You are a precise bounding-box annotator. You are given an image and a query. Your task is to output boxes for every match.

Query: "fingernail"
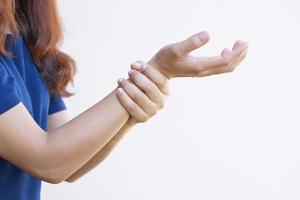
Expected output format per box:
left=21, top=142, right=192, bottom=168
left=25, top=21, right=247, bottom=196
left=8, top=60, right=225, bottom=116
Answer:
left=199, top=31, right=209, bottom=41
left=118, top=78, right=124, bottom=85
left=128, top=69, right=134, bottom=76
left=132, top=62, right=141, bottom=70
left=117, top=87, right=124, bottom=95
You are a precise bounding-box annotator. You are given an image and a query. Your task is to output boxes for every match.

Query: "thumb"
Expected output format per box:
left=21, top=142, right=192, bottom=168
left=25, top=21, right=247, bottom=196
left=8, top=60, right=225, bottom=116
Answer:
left=171, top=31, right=210, bottom=58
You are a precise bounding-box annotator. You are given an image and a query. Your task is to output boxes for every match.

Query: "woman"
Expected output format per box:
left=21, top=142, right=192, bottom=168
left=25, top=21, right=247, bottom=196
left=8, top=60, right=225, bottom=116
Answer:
left=0, top=0, right=248, bottom=200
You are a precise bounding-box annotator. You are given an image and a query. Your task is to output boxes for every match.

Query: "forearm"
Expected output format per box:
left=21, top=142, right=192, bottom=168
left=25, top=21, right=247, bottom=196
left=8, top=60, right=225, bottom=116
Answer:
left=45, top=88, right=130, bottom=182
left=64, top=60, right=168, bottom=182
left=44, top=60, right=166, bottom=181
left=65, top=118, right=137, bottom=182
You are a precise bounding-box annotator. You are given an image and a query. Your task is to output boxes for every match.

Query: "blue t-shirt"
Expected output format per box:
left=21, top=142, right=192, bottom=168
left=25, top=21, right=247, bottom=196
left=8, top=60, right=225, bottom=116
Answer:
left=0, top=34, right=67, bottom=200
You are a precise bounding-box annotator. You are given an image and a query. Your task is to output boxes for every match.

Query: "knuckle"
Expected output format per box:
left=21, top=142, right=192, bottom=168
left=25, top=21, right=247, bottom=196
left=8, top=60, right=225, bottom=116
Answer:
left=157, top=97, right=166, bottom=109
left=140, top=115, right=149, bottom=123
left=162, top=91, right=169, bottom=96
left=162, top=89, right=170, bottom=96
left=164, top=87, right=171, bottom=96
left=144, top=83, right=156, bottom=93
left=127, top=102, right=137, bottom=113
left=170, top=45, right=181, bottom=58
left=139, top=62, right=150, bottom=72
left=157, top=79, right=168, bottom=90
left=130, top=71, right=142, bottom=82
left=135, top=60, right=147, bottom=70
left=148, top=108, right=157, bottom=116
left=133, top=94, right=145, bottom=103
left=157, top=102, right=164, bottom=110
left=120, top=79, right=129, bottom=87
left=130, top=70, right=138, bottom=78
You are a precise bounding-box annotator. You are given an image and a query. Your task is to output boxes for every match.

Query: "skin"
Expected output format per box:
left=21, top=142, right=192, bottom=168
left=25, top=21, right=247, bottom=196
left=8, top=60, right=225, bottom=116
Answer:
left=65, top=63, right=170, bottom=182
left=66, top=32, right=248, bottom=182
left=0, top=31, right=248, bottom=184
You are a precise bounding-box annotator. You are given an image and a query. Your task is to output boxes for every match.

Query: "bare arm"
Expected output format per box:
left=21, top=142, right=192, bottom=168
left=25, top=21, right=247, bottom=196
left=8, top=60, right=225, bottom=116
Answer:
left=0, top=88, right=130, bottom=184
left=47, top=110, right=70, bottom=132
left=0, top=31, right=248, bottom=185
left=47, top=110, right=137, bottom=183
left=64, top=61, right=170, bottom=182
left=65, top=118, right=136, bottom=182
left=0, top=64, right=167, bottom=184
left=49, top=32, right=248, bottom=183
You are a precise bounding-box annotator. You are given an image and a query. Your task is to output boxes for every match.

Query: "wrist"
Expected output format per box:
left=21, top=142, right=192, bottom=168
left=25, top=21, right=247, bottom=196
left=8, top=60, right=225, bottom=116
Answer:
left=147, top=56, right=172, bottom=80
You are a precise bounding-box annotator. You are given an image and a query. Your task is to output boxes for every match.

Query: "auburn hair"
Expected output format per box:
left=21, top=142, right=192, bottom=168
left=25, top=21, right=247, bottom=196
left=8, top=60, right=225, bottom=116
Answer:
left=0, top=0, right=76, bottom=97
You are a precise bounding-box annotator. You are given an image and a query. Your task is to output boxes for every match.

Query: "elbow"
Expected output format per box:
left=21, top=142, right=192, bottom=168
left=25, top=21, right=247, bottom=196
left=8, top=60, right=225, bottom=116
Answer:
left=36, top=166, right=70, bottom=184
left=42, top=176, right=64, bottom=184
left=31, top=164, right=81, bottom=184
left=39, top=171, right=66, bottom=184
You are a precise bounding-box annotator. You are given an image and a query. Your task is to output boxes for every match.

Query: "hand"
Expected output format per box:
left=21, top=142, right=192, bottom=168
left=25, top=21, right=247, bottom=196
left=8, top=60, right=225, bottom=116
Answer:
left=148, top=31, right=248, bottom=79
left=116, top=61, right=170, bottom=123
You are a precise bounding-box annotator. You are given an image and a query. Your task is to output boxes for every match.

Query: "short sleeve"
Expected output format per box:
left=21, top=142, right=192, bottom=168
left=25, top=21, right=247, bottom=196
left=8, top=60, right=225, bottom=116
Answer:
left=48, top=95, right=67, bottom=115
left=0, top=64, right=22, bottom=114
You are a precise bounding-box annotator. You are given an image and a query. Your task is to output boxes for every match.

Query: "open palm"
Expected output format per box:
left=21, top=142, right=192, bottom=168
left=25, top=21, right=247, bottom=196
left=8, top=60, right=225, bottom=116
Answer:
left=147, top=31, right=248, bottom=79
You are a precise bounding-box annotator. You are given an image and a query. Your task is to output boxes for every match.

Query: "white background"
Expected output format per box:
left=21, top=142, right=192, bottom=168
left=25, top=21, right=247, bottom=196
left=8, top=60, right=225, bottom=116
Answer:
left=43, top=0, right=300, bottom=199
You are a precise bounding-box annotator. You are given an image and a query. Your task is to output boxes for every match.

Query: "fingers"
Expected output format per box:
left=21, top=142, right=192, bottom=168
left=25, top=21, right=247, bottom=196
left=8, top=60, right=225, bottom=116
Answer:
left=197, top=46, right=248, bottom=77
left=127, top=69, right=166, bottom=109
left=221, top=48, right=230, bottom=56
left=170, top=31, right=210, bottom=58
left=202, top=41, right=247, bottom=67
left=117, top=78, right=158, bottom=116
left=116, top=88, right=149, bottom=122
left=116, top=61, right=169, bottom=123
left=130, top=61, right=171, bottom=96
left=183, top=40, right=248, bottom=75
